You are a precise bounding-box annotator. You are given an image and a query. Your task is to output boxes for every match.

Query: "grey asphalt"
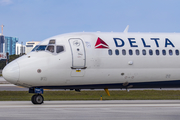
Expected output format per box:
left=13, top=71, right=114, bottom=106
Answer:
left=0, top=100, right=179, bottom=120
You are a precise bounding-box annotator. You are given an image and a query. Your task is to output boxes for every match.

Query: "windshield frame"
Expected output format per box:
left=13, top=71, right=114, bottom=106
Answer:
left=31, top=45, right=39, bottom=52
left=35, top=45, right=47, bottom=51
left=31, top=45, right=47, bottom=52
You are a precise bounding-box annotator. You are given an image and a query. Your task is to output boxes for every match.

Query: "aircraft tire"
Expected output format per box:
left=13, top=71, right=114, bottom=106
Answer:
left=31, top=94, right=44, bottom=104
left=31, top=95, right=37, bottom=104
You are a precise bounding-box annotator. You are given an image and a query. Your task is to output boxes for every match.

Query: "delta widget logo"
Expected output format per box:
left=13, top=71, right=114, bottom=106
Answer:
left=95, top=37, right=109, bottom=49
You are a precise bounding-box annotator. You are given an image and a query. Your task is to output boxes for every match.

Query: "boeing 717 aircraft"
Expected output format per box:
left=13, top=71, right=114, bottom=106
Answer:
left=2, top=26, right=180, bottom=104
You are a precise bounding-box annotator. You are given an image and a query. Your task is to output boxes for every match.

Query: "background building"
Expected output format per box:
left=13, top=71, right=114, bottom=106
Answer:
left=4, top=36, right=18, bottom=55
left=16, top=43, right=25, bottom=55
left=26, top=41, right=40, bottom=54
left=0, top=34, right=4, bottom=53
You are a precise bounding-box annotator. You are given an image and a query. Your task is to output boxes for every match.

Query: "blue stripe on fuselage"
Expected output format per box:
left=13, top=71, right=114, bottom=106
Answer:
left=33, top=80, right=180, bottom=89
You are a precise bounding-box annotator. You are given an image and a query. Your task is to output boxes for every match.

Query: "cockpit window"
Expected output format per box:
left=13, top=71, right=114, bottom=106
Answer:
left=36, top=45, right=47, bottom=51
left=49, top=39, right=56, bottom=44
left=31, top=45, right=39, bottom=51
left=56, top=46, right=64, bottom=53
left=46, top=45, right=54, bottom=53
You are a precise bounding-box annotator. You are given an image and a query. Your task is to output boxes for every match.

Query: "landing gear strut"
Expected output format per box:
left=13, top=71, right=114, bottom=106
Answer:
left=31, top=94, right=44, bottom=104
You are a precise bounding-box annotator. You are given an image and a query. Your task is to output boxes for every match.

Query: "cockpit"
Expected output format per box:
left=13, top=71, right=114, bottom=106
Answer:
left=31, top=39, right=64, bottom=54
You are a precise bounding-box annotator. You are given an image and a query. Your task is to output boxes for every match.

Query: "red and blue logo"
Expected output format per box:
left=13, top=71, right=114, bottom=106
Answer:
left=95, top=37, right=109, bottom=49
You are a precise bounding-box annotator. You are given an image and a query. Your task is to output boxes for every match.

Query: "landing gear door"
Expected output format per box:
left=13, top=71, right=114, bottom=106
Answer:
left=69, top=38, right=86, bottom=69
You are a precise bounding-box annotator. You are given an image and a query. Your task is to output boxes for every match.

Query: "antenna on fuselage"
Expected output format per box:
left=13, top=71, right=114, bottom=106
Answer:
left=123, top=25, right=129, bottom=33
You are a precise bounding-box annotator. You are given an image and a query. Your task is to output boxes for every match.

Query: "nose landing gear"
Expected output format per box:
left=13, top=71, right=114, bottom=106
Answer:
left=29, top=88, right=44, bottom=104
left=31, top=94, right=44, bottom=104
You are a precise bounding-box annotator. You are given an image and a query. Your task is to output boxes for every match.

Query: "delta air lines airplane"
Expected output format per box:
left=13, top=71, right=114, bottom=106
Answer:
left=2, top=26, right=180, bottom=104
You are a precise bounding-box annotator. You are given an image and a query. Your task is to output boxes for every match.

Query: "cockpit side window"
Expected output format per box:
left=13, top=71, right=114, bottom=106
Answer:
left=46, top=39, right=65, bottom=54
left=49, top=39, right=56, bottom=44
left=46, top=45, right=54, bottom=53
left=56, top=46, right=64, bottom=53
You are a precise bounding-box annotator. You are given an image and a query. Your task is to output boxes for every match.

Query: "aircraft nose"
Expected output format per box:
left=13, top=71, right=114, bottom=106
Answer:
left=2, top=61, right=20, bottom=84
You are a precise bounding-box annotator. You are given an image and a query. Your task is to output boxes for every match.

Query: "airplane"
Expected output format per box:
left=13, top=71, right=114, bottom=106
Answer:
left=2, top=26, right=180, bottom=104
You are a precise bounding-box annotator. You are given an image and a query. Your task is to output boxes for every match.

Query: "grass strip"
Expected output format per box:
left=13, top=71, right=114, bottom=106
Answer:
left=0, top=90, right=180, bottom=101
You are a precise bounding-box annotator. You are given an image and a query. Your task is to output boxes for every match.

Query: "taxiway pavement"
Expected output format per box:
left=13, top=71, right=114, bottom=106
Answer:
left=0, top=100, right=179, bottom=120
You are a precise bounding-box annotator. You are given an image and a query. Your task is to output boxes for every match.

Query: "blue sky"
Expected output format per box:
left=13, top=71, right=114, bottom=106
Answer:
left=0, top=0, right=180, bottom=44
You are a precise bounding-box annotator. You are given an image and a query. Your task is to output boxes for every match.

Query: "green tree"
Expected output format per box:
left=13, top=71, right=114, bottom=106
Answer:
left=0, top=54, right=21, bottom=70
left=9, top=54, right=20, bottom=63
left=0, top=60, right=6, bottom=69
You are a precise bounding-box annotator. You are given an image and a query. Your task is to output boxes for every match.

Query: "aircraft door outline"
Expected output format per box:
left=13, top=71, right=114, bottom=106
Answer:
left=69, top=38, right=86, bottom=69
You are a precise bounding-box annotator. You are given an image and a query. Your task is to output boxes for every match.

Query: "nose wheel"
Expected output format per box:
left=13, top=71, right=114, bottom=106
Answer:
left=31, top=94, right=44, bottom=104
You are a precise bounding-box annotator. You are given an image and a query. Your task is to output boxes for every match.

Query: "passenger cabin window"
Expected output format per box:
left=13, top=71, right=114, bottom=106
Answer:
left=56, top=46, right=64, bottom=53
left=108, top=49, right=112, bottom=55
left=176, top=50, right=179, bottom=55
left=49, top=39, right=56, bottom=44
left=136, top=49, right=140, bottom=55
left=115, top=49, right=119, bottom=55
left=47, top=45, right=54, bottom=53
left=169, top=50, right=173, bottom=55
left=122, top=49, right=126, bottom=55
left=156, top=50, right=159, bottom=55
left=129, top=49, right=133, bottom=55
left=149, top=49, right=153, bottom=55
left=142, top=49, right=146, bottom=55
left=162, top=50, right=166, bottom=55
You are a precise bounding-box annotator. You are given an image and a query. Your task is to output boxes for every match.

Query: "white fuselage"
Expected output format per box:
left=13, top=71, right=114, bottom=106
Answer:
left=2, top=32, right=180, bottom=89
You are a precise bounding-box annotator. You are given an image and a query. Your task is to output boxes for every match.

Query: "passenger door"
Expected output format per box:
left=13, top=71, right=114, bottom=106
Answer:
left=69, top=38, right=86, bottom=69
